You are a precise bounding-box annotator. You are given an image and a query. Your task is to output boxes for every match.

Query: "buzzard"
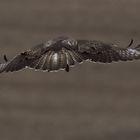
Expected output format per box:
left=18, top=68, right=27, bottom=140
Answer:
left=0, top=36, right=140, bottom=73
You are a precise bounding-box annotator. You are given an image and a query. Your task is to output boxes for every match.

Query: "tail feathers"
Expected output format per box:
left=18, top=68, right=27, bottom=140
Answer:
left=35, top=49, right=85, bottom=72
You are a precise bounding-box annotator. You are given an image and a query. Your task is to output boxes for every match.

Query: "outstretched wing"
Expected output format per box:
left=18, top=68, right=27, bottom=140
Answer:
left=0, top=51, right=42, bottom=73
left=77, top=40, right=140, bottom=63
left=0, top=54, right=28, bottom=73
left=0, top=43, right=48, bottom=73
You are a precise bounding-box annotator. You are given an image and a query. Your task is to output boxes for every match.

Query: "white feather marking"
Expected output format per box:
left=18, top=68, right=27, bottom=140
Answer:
left=128, top=49, right=140, bottom=55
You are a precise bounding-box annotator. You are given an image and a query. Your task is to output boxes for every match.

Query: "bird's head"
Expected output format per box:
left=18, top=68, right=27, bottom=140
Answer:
left=61, top=37, right=77, bottom=47
left=44, top=36, right=77, bottom=50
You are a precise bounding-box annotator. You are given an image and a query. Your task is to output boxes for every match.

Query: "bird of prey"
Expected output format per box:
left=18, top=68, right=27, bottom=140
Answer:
left=0, top=36, right=140, bottom=73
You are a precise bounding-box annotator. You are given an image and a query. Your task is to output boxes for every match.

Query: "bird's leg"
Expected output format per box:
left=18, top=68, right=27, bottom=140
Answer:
left=3, top=54, right=8, bottom=62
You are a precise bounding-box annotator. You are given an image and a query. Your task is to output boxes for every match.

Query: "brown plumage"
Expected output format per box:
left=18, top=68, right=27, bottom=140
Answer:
left=0, top=36, right=140, bottom=73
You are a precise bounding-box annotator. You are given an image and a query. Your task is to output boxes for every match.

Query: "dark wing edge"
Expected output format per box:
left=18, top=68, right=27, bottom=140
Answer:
left=0, top=53, right=29, bottom=73
left=77, top=40, right=140, bottom=63
left=0, top=50, right=41, bottom=73
left=0, top=43, right=47, bottom=73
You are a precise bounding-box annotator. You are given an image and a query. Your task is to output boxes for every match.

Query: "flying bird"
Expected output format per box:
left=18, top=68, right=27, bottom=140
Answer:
left=0, top=36, right=140, bottom=73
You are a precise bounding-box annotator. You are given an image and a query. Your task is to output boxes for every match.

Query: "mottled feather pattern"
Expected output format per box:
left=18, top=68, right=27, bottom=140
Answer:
left=0, top=63, right=7, bottom=73
left=78, top=40, right=140, bottom=63
left=0, top=54, right=27, bottom=73
left=1, top=36, right=140, bottom=73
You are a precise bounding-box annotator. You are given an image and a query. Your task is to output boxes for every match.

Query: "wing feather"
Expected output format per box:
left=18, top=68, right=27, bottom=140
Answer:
left=0, top=54, right=27, bottom=73
left=77, top=40, right=140, bottom=63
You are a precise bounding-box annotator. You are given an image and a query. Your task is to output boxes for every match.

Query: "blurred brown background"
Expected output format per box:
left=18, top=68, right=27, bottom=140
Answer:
left=0, top=0, right=140, bottom=140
